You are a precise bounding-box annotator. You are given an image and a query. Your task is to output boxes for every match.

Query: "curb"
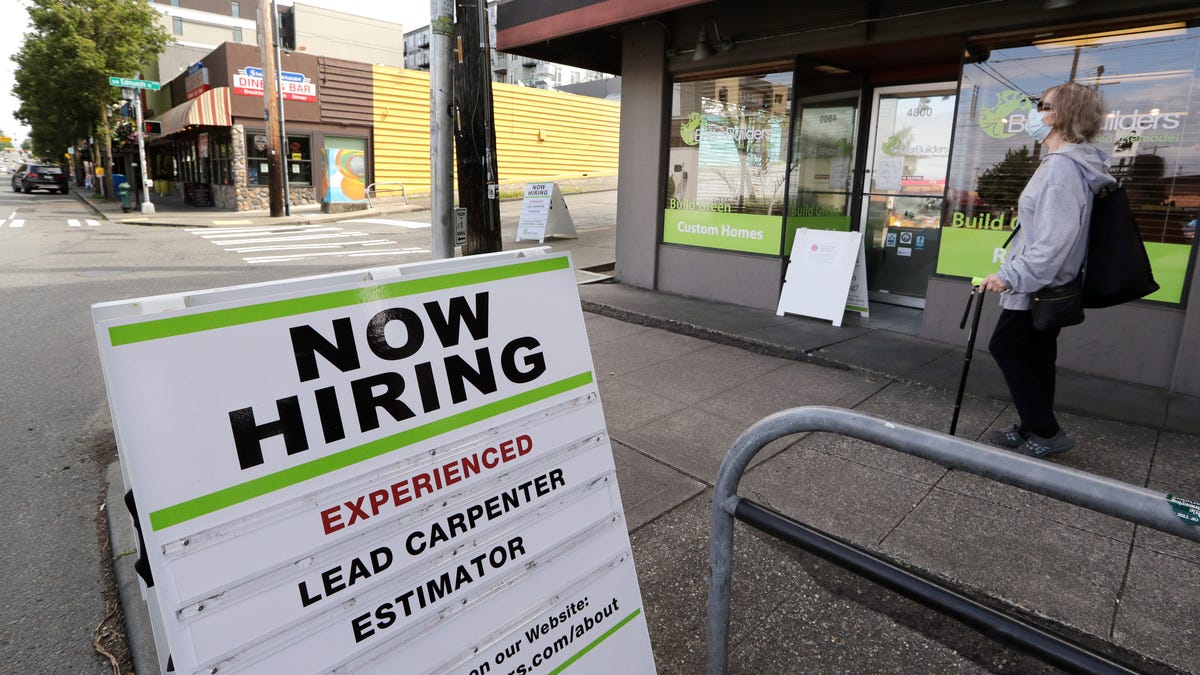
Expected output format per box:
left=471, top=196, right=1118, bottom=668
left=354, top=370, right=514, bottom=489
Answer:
left=71, top=189, right=111, bottom=220
left=104, top=462, right=161, bottom=675
left=578, top=299, right=855, bottom=374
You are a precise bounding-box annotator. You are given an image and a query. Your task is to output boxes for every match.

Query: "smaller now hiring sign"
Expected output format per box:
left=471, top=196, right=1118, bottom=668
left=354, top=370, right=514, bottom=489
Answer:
left=92, top=250, right=655, bottom=674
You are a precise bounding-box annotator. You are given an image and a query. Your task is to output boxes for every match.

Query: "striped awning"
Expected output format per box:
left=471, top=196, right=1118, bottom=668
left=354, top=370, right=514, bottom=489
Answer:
left=158, top=87, right=232, bottom=137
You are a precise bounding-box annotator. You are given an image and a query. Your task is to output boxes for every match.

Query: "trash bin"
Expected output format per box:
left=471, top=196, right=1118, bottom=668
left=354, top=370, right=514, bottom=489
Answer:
left=118, top=182, right=132, bottom=212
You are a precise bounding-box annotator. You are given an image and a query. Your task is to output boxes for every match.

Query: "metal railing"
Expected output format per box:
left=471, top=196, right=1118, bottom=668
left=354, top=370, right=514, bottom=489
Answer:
left=365, top=181, right=408, bottom=208
left=708, top=406, right=1200, bottom=674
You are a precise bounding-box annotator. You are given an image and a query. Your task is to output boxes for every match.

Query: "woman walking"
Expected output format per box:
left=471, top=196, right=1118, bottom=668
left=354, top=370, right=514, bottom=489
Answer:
left=979, top=82, right=1115, bottom=458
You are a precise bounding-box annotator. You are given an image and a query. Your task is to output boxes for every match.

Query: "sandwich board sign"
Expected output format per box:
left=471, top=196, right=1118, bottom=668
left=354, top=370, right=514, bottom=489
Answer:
left=92, top=250, right=655, bottom=674
left=777, top=229, right=869, bottom=326
left=516, top=182, right=578, bottom=243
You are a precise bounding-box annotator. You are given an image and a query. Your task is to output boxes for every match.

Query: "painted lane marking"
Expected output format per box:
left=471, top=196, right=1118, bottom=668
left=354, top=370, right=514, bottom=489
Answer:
left=339, top=218, right=431, bottom=229
left=87, top=219, right=101, bottom=227
left=68, top=219, right=81, bottom=227
left=225, top=239, right=394, bottom=253
left=244, top=247, right=429, bottom=263
left=213, top=232, right=370, bottom=246
left=9, top=219, right=23, bottom=228
left=190, top=225, right=329, bottom=237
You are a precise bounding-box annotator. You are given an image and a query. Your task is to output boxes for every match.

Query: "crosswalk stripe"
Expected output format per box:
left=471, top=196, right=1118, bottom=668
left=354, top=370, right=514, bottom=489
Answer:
left=244, top=248, right=429, bottom=263
left=200, top=226, right=339, bottom=240
left=9, top=219, right=23, bottom=228
left=187, top=224, right=323, bottom=236
left=68, top=219, right=81, bottom=227
left=226, top=239, right=393, bottom=253
left=214, top=232, right=369, bottom=246
left=86, top=219, right=101, bottom=227
left=339, top=218, right=431, bottom=229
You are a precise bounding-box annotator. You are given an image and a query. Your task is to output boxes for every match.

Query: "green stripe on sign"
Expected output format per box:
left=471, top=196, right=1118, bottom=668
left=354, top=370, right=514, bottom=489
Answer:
left=148, top=371, right=593, bottom=531
left=548, top=608, right=642, bottom=675
left=109, top=256, right=570, bottom=346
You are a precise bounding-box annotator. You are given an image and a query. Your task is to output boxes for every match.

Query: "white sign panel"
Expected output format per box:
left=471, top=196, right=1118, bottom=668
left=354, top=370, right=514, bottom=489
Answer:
left=93, top=251, right=654, bottom=674
left=516, top=182, right=578, bottom=243
left=777, top=229, right=864, bottom=326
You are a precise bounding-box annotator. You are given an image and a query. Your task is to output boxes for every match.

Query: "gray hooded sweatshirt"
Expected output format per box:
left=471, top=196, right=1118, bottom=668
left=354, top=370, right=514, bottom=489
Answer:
left=997, top=143, right=1117, bottom=310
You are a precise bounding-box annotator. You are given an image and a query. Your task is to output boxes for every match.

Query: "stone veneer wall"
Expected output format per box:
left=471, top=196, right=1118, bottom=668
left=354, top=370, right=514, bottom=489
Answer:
left=228, top=124, right=319, bottom=211
left=237, top=186, right=318, bottom=211
left=213, top=185, right=237, bottom=210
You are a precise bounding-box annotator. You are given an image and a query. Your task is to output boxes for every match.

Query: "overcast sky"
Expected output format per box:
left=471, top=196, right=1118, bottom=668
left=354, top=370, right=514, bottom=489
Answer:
left=0, top=0, right=431, bottom=144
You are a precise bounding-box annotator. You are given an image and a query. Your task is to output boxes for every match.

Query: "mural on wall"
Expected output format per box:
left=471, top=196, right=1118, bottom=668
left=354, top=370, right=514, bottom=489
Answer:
left=325, top=148, right=366, bottom=202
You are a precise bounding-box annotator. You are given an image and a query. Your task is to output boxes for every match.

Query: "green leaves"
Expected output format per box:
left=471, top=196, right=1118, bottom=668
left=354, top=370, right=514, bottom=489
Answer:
left=13, top=0, right=172, bottom=158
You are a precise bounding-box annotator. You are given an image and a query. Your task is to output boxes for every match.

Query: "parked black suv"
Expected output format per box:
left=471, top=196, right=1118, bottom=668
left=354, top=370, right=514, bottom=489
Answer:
left=12, top=163, right=68, bottom=194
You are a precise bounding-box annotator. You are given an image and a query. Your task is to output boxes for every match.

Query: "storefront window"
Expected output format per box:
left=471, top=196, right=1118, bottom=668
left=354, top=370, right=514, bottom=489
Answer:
left=247, top=133, right=312, bottom=186
left=664, top=71, right=793, bottom=255
left=941, top=24, right=1200, bottom=304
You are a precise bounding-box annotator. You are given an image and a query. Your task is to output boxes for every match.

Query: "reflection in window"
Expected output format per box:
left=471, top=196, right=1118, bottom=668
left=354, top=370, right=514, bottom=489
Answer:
left=667, top=76, right=791, bottom=216
left=245, top=133, right=312, bottom=186
left=944, top=24, right=1200, bottom=302
left=663, top=72, right=794, bottom=254
left=784, top=94, right=858, bottom=253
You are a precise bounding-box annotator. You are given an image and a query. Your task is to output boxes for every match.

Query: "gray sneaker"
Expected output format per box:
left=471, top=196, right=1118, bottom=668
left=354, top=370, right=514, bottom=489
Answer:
left=985, top=425, right=1027, bottom=449
left=1016, top=430, right=1075, bottom=458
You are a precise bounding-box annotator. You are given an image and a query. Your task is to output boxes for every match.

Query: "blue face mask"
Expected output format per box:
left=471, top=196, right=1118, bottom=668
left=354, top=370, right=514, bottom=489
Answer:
left=1026, top=108, right=1052, bottom=142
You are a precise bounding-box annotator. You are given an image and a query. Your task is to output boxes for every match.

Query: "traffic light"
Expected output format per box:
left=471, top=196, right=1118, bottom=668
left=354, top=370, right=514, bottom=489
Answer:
left=144, top=120, right=162, bottom=135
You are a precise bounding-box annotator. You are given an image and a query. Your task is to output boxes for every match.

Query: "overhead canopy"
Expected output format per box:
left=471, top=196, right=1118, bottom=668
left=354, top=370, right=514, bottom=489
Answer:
left=158, top=87, right=232, bottom=137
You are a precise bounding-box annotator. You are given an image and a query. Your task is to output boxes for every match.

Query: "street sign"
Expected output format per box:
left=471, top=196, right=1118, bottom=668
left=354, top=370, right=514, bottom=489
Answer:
left=108, top=76, right=161, bottom=91
left=0, top=136, right=12, bottom=143
left=455, top=207, right=468, bottom=246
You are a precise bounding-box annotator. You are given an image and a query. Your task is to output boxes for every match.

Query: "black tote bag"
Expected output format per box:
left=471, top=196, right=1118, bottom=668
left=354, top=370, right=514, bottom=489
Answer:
left=1082, top=186, right=1159, bottom=308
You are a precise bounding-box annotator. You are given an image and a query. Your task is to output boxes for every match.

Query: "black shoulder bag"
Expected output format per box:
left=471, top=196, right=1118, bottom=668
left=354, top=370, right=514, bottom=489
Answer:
left=999, top=226, right=1085, bottom=332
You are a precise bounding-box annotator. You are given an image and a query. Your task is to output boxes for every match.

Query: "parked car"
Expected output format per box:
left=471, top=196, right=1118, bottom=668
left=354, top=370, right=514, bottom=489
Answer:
left=11, top=163, right=68, bottom=194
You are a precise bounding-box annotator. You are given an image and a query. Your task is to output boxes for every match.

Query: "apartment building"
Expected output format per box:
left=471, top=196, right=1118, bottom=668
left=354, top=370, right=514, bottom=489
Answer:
left=403, top=2, right=609, bottom=90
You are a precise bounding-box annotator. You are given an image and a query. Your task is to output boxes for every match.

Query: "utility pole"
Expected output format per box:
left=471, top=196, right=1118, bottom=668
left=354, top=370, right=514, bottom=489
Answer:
left=258, top=0, right=285, bottom=217
left=453, top=0, right=502, bottom=254
left=131, top=85, right=154, bottom=214
left=271, top=0, right=291, bottom=215
left=430, top=0, right=456, bottom=259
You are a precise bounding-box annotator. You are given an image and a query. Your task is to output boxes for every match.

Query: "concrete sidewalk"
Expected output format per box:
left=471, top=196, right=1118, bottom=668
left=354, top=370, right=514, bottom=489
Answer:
left=577, top=284, right=1200, bottom=674
left=98, top=184, right=1200, bottom=673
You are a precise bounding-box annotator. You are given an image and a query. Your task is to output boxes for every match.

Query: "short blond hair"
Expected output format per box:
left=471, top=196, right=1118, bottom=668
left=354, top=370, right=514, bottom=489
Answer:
left=1045, top=82, right=1105, bottom=143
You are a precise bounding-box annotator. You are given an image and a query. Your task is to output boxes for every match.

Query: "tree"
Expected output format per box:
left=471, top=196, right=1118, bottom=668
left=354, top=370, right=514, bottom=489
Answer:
left=976, top=145, right=1038, bottom=213
left=13, top=0, right=171, bottom=196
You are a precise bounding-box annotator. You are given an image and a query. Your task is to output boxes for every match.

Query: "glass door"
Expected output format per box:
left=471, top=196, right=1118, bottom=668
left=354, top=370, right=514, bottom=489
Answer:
left=861, top=83, right=957, bottom=307
left=784, top=91, right=859, bottom=255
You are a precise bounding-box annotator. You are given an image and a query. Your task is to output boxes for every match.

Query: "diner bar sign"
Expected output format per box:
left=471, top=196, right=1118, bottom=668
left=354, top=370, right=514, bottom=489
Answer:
left=233, top=66, right=318, bottom=102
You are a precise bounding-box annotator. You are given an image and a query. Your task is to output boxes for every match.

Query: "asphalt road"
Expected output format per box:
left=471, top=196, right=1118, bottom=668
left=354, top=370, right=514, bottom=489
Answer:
left=0, top=188, right=618, bottom=672
left=0, top=190, right=289, bottom=672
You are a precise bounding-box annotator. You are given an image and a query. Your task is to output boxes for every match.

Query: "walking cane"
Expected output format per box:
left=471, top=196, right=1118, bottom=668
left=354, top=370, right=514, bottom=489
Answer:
left=949, top=278, right=986, bottom=436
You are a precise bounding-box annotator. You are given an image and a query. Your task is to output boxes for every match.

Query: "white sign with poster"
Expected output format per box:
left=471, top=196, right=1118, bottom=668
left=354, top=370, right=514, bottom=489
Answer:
left=92, top=250, right=655, bottom=674
left=516, top=182, right=578, bottom=243
left=777, top=229, right=866, bottom=326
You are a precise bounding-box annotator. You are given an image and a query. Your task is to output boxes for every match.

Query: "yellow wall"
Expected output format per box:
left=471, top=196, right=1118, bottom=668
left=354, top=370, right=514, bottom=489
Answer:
left=372, top=65, right=620, bottom=195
